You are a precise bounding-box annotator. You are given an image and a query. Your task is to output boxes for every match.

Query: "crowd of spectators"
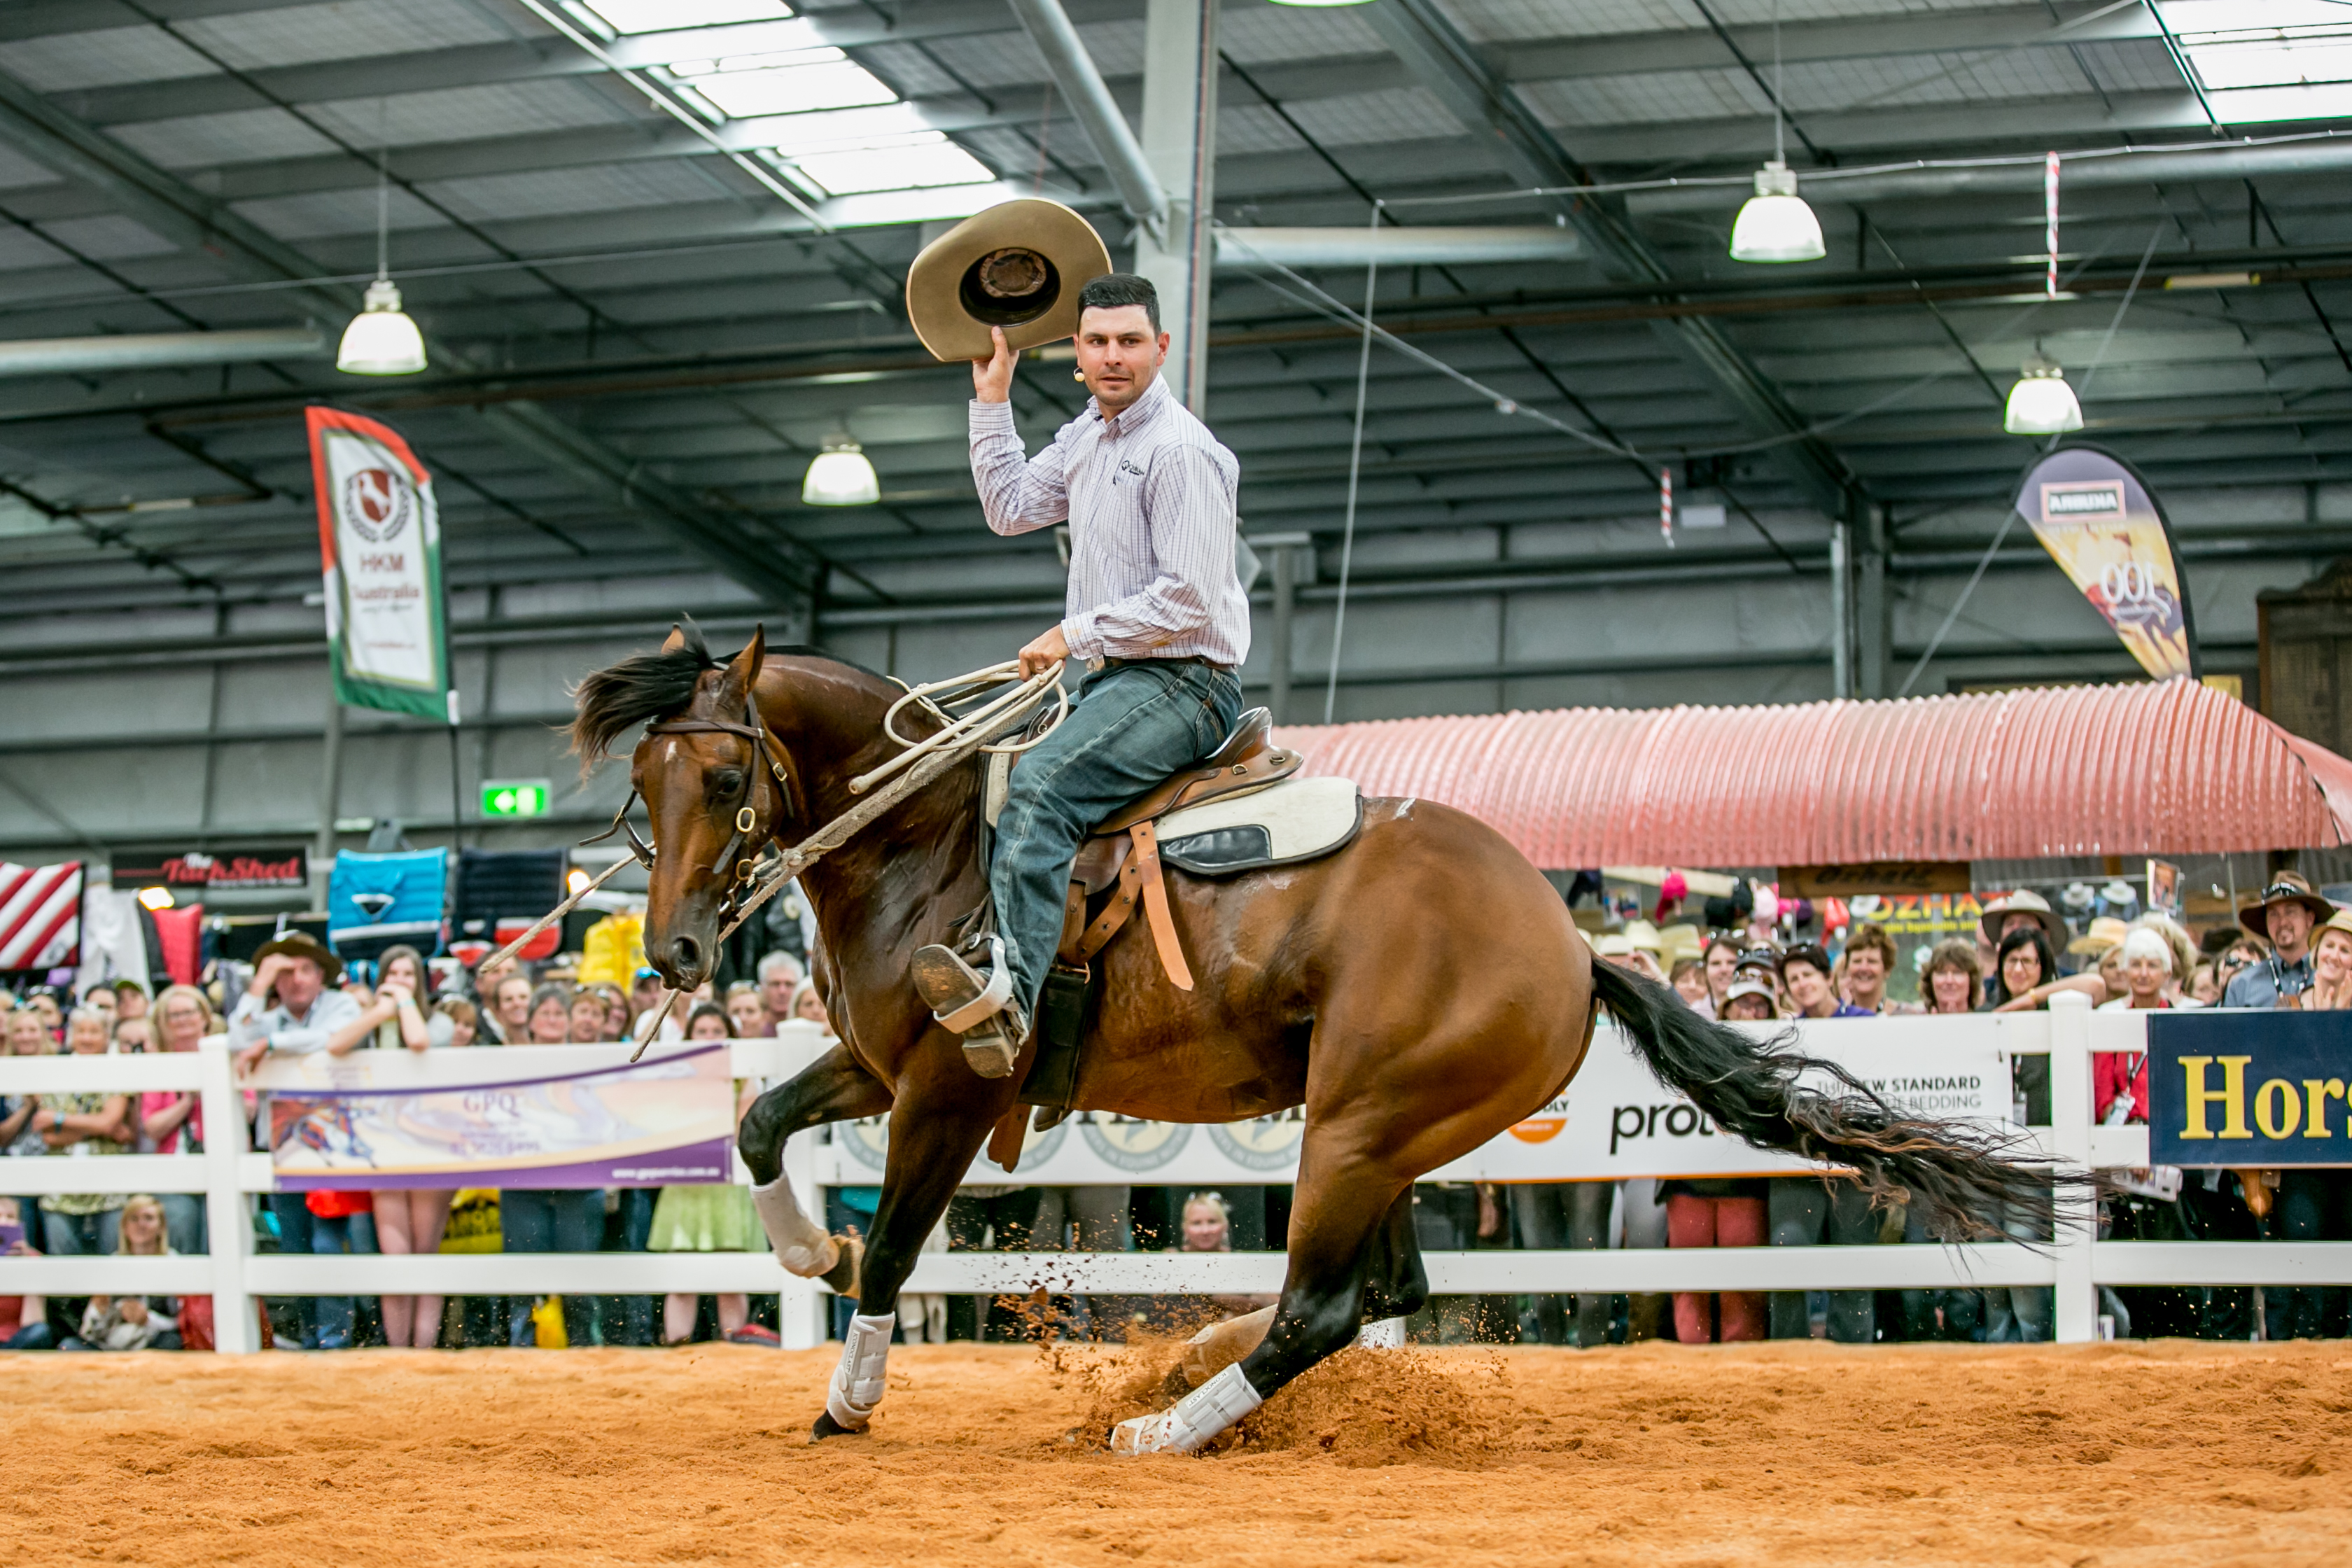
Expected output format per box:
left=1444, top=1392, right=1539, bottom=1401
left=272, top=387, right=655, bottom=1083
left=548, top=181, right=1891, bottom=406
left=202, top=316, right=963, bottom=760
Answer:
left=1, top=866, right=2346, bottom=1352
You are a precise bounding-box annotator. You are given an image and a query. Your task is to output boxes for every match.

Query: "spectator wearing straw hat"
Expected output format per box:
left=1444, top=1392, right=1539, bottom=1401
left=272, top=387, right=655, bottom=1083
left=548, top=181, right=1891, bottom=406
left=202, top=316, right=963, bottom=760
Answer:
left=2225, top=874, right=2333, bottom=1009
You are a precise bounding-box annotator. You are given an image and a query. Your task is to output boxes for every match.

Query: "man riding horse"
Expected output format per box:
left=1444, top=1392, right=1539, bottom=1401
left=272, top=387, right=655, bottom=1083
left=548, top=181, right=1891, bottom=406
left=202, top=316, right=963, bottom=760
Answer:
left=910, top=271, right=1251, bottom=1080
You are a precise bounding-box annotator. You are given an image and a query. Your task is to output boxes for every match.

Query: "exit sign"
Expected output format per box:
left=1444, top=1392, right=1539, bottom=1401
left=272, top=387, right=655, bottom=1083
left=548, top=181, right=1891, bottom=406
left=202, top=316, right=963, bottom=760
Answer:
left=480, top=778, right=552, bottom=818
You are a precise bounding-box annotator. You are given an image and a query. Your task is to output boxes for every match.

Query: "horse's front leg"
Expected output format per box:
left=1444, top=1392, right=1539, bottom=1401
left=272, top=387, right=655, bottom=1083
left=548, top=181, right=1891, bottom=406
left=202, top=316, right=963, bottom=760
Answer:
left=813, top=1065, right=1003, bottom=1441
left=739, top=1044, right=891, bottom=1293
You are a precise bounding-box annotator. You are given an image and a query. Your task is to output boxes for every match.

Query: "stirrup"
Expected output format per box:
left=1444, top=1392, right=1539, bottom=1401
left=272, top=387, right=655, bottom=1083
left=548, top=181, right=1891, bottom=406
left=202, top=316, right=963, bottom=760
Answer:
left=912, top=936, right=1014, bottom=1033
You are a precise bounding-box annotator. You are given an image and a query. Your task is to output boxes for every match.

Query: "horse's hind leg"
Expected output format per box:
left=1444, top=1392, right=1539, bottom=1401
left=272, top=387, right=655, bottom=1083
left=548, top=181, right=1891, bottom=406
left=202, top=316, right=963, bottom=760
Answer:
left=1167, top=1186, right=1423, bottom=1395
left=1113, top=1152, right=1405, bottom=1455
left=738, top=1044, right=891, bottom=1294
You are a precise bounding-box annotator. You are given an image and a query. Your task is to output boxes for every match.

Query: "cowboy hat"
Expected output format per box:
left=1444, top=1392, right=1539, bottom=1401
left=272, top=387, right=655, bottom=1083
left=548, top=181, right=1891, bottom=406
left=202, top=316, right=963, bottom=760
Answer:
left=1978, top=889, right=2066, bottom=946
left=2239, top=872, right=2338, bottom=939
left=252, top=931, right=344, bottom=986
left=2067, top=915, right=2132, bottom=958
left=904, top=198, right=1113, bottom=362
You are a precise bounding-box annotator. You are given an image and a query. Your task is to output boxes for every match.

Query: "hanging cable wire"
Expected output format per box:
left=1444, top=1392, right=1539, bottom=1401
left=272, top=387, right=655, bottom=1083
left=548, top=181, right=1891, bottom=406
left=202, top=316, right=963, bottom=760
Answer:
left=1323, top=202, right=1383, bottom=724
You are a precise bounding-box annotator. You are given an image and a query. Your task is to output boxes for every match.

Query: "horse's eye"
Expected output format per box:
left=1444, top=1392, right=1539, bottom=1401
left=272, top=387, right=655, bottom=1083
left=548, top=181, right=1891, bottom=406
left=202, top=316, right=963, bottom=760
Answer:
left=707, top=769, right=745, bottom=799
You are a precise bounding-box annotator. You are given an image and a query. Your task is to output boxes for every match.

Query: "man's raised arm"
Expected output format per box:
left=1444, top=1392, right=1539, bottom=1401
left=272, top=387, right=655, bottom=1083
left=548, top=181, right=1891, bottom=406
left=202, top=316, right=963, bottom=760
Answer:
left=969, top=324, right=1068, bottom=537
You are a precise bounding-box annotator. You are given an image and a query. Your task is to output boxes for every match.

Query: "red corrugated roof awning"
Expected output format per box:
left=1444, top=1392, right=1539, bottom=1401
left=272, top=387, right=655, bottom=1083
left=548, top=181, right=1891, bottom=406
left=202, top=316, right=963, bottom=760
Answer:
left=1273, top=678, right=2352, bottom=868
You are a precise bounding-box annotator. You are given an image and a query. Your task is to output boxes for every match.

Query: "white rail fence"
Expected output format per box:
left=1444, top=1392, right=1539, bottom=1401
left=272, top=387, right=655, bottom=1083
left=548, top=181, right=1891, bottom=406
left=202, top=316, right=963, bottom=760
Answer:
left=0, top=993, right=2342, bottom=1351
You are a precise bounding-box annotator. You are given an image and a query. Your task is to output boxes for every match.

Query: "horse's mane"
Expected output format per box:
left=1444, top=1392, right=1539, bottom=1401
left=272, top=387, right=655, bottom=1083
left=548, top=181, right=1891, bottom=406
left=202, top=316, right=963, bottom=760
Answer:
left=566, top=620, right=888, bottom=776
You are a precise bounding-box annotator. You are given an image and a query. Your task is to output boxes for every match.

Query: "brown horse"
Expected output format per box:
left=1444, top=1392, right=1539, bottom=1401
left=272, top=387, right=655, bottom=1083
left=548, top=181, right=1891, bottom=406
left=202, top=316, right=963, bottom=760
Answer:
left=573, top=626, right=2055, bottom=1450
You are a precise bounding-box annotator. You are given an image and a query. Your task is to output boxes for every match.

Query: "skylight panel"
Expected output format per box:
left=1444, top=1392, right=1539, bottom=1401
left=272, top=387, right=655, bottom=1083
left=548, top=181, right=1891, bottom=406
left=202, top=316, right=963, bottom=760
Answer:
left=782, top=132, right=993, bottom=196
left=2161, top=1, right=2352, bottom=97
left=668, top=47, right=899, bottom=117
left=581, top=0, right=792, bottom=34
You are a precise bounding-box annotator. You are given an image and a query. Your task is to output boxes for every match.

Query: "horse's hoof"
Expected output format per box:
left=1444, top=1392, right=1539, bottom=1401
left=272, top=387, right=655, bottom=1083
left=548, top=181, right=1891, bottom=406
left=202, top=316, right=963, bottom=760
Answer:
left=811, top=1410, right=864, bottom=1441
left=821, top=1234, right=863, bottom=1302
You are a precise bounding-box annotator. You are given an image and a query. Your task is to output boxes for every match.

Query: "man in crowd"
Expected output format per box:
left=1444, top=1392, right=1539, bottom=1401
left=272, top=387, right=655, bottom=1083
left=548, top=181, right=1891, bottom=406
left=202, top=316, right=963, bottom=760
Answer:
left=757, top=951, right=804, bottom=1027
left=226, top=933, right=363, bottom=1350
left=2225, top=874, right=2331, bottom=1008
left=1781, top=944, right=1870, bottom=1020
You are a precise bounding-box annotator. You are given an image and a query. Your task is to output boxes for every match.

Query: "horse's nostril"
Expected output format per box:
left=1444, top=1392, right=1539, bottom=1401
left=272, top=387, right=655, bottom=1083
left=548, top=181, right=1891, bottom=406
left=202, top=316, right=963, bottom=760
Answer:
left=671, top=934, right=703, bottom=975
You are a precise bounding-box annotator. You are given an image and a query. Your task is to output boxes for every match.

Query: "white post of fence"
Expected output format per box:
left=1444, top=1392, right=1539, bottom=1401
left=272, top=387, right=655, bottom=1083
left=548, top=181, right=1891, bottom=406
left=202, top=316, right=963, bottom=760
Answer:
left=777, top=1118, right=828, bottom=1348
left=197, top=1038, right=257, bottom=1353
left=2046, top=991, right=2097, bottom=1343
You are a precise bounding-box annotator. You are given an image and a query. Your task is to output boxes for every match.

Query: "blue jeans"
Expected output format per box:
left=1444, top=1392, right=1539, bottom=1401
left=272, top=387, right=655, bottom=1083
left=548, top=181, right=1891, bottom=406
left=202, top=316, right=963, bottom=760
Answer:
left=309, top=1210, right=379, bottom=1350
left=39, top=1207, right=121, bottom=1258
left=501, top=1189, right=605, bottom=1347
left=990, top=659, right=1242, bottom=1018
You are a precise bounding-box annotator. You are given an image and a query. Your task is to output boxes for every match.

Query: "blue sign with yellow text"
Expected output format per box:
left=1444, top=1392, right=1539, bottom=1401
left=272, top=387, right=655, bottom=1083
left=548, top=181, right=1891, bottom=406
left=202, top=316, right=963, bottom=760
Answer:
left=2150, top=1011, right=2352, bottom=1167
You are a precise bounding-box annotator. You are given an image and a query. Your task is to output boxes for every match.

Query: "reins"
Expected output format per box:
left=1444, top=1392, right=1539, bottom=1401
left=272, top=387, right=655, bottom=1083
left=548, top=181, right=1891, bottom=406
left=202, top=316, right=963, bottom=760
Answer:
left=477, top=658, right=1069, bottom=1060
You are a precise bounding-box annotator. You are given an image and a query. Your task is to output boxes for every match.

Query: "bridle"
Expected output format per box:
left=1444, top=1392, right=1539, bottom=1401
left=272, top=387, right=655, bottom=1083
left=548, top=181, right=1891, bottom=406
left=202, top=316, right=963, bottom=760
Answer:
left=584, top=687, right=803, bottom=925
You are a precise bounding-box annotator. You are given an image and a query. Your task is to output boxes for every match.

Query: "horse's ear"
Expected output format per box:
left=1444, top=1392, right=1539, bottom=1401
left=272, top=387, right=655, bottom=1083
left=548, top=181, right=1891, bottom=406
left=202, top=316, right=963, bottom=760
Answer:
left=718, top=624, right=766, bottom=703
left=661, top=624, right=688, bottom=654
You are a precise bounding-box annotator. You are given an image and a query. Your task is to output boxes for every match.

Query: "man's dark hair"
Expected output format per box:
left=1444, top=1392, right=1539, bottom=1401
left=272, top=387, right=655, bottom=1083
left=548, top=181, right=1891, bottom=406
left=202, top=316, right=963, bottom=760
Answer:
left=1077, top=272, right=1160, bottom=331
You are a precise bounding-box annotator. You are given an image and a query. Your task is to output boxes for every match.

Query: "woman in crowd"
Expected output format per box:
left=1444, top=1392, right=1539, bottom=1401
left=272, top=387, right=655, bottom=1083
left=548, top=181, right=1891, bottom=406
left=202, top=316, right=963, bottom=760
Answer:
left=1922, top=939, right=1982, bottom=1014
left=0, top=1194, right=50, bottom=1348
left=568, top=989, right=608, bottom=1044
left=645, top=1035, right=775, bottom=1346
left=2306, top=909, right=2352, bottom=1011
left=1699, top=934, right=1744, bottom=1019
left=1668, top=960, right=1709, bottom=1011
left=789, top=980, right=830, bottom=1028
left=141, top=984, right=214, bottom=1254
left=67, top=1194, right=181, bottom=1351
left=35, top=1008, right=132, bottom=1256
left=2188, top=958, right=2222, bottom=1006
left=1660, top=969, right=1774, bottom=1343
left=486, top=971, right=533, bottom=1045
left=503, top=983, right=604, bottom=1347
left=328, top=946, right=447, bottom=1350
left=2094, top=929, right=2176, bottom=1130
left=4, top=1009, right=52, bottom=1165
left=1172, top=1191, right=1279, bottom=1319
left=1977, top=925, right=2077, bottom=1342
left=724, top=982, right=772, bottom=1040
left=589, top=985, right=629, bottom=1042
left=525, top=984, right=574, bottom=1046
left=429, top=995, right=478, bottom=1047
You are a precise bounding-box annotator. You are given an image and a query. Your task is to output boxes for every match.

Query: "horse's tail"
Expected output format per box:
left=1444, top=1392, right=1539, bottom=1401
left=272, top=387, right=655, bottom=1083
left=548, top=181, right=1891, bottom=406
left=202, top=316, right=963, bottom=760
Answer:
left=1587, top=960, right=2069, bottom=1240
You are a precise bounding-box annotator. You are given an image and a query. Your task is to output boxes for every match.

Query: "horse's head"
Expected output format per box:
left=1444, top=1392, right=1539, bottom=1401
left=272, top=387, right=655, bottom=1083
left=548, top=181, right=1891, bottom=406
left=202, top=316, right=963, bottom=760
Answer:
left=571, top=622, right=802, bottom=992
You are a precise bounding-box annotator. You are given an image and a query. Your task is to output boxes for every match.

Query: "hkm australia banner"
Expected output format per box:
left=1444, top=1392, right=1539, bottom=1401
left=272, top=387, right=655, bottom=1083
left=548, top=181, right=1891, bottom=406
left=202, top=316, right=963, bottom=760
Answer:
left=307, top=407, right=456, bottom=723
left=2015, top=444, right=2199, bottom=681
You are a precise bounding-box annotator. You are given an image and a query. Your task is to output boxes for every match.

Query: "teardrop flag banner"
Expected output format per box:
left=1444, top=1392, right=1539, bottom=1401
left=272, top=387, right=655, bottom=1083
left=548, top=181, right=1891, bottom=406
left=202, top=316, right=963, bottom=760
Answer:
left=307, top=406, right=455, bottom=723
left=2014, top=444, right=2199, bottom=681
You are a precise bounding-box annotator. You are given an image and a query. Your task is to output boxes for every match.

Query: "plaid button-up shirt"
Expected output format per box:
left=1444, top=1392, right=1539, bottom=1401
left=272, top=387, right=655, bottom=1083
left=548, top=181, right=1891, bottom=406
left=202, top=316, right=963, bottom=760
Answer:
left=969, top=375, right=1250, bottom=667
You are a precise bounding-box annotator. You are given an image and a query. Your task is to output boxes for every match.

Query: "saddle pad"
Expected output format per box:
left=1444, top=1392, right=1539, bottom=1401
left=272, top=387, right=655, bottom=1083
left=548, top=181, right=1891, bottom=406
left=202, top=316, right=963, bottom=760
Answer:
left=1156, top=775, right=1362, bottom=876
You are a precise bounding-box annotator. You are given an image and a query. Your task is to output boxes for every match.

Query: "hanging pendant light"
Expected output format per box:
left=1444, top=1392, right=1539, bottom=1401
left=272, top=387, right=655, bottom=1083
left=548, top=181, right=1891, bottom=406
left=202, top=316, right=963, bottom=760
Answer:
left=1730, top=161, right=1826, bottom=263
left=802, top=435, right=879, bottom=506
left=1730, top=0, right=1823, bottom=265
left=337, top=150, right=426, bottom=375
left=2004, top=356, right=2082, bottom=435
left=337, top=278, right=427, bottom=375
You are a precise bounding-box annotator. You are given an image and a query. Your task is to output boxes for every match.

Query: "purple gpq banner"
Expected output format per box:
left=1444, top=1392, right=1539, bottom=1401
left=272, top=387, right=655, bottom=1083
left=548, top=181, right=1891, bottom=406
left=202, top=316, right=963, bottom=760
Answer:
left=269, top=1042, right=735, bottom=1191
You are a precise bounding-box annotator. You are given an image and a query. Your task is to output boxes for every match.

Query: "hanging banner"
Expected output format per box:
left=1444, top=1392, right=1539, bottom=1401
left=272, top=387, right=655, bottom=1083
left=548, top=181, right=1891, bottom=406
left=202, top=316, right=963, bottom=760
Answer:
left=0, top=860, right=81, bottom=971
left=306, top=406, right=455, bottom=723
left=2015, top=444, right=2199, bottom=681
left=267, top=1041, right=734, bottom=1190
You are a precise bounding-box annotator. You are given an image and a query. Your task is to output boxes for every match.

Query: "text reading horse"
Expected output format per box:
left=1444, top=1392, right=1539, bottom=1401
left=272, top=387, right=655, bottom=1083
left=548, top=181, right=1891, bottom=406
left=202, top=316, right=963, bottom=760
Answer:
left=575, top=627, right=2057, bottom=1453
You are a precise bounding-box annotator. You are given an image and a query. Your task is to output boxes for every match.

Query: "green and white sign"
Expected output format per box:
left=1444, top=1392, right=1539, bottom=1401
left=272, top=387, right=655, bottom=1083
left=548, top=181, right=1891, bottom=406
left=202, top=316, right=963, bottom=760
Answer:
left=480, top=779, right=552, bottom=819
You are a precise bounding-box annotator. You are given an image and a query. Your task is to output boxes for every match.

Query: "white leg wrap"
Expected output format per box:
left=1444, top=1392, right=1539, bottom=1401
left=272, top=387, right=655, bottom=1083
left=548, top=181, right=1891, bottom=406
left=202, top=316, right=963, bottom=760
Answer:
left=1110, top=1362, right=1263, bottom=1457
left=826, top=1312, right=895, bottom=1432
left=1355, top=1315, right=1408, bottom=1350
left=752, top=1174, right=839, bottom=1278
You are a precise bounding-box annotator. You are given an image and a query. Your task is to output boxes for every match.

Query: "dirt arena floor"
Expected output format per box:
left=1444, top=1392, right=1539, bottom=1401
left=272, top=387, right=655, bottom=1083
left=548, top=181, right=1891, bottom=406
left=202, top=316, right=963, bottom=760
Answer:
left=4, top=1337, right=2348, bottom=1567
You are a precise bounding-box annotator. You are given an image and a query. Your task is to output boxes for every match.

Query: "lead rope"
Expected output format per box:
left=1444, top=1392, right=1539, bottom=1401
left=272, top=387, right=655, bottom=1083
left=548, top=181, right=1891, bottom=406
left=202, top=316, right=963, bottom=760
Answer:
left=621, top=659, right=1070, bottom=1060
